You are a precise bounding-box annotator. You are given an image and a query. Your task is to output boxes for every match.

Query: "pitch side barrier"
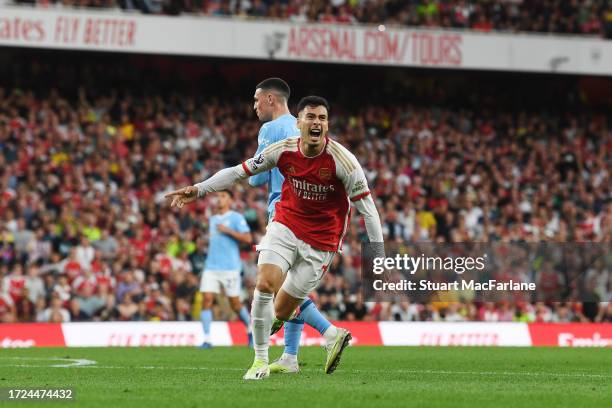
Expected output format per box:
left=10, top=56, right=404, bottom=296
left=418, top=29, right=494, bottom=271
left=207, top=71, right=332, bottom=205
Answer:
left=1, top=322, right=610, bottom=348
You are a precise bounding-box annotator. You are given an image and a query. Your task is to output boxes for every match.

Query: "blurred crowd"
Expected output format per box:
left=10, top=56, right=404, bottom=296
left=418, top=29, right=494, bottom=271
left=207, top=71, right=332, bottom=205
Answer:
left=7, top=0, right=612, bottom=38
left=0, top=75, right=610, bottom=324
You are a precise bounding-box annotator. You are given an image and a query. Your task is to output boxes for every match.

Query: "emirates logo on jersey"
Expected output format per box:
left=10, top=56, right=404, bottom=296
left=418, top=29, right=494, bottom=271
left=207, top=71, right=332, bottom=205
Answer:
left=290, top=177, right=335, bottom=201
left=318, top=167, right=332, bottom=181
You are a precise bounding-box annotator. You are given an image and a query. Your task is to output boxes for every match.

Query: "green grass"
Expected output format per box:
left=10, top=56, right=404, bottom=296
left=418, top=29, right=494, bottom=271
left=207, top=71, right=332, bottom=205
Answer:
left=1, top=346, right=610, bottom=407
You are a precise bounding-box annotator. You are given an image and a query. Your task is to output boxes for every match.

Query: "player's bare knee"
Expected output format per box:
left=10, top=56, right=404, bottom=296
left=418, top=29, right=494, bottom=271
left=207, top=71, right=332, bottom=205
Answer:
left=229, top=298, right=243, bottom=312
left=275, top=310, right=292, bottom=321
left=255, top=265, right=282, bottom=293
left=202, top=293, right=214, bottom=309
left=255, top=278, right=275, bottom=293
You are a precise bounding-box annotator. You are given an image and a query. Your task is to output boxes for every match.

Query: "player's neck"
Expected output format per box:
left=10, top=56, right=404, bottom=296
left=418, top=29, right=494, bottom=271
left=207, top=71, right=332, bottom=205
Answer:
left=271, top=105, right=291, bottom=121
left=217, top=207, right=230, bottom=215
left=299, top=138, right=326, bottom=158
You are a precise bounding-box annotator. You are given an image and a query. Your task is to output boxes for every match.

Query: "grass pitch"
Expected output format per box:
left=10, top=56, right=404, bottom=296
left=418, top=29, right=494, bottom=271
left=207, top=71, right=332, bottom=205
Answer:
left=1, top=346, right=610, bottom=407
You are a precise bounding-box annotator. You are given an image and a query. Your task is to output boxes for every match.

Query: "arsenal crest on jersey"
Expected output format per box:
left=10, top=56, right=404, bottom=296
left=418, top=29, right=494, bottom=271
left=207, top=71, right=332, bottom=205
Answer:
left=318, top=167, right=332, bottom=180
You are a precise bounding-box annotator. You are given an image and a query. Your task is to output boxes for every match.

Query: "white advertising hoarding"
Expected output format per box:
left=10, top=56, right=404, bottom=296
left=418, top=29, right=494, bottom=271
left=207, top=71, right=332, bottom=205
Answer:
left=61, top=321, right=232, bottom=347
left=379, top=322, right=533, bottom=346
left=1, top=7, right=612, bottom=75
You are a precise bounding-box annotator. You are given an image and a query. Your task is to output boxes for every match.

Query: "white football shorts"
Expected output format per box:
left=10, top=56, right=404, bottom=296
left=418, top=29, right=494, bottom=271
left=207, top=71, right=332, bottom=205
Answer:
left=199, top=269, right=241, bottom=298
left=256, top=221, right=335, bottom=300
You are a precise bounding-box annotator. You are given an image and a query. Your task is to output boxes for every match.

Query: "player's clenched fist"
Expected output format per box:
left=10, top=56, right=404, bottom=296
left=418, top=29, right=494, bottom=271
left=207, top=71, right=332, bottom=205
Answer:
left=165, top=186, right=199, bottom=208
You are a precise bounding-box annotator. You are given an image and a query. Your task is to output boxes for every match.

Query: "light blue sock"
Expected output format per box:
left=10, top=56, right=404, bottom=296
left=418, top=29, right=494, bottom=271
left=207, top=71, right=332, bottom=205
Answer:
left=238, top=306, right=251, bottom=332
left=200, top=309, right=212, bottom=341
left=283, top=320, right=304, bottom=355
left=296, top=299, right=331, bottom=335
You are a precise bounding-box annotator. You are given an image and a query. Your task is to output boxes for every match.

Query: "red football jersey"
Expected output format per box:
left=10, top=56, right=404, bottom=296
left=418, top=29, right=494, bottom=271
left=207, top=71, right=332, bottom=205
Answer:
left=63, top=260, right=83, bottom=284
left=6, top=276, right=26, bottom=303
left=95, top=273, right=116, bottom=291
left=72, top=275, right=97, bottom=294
left=242, top=137, right=370, bottom=251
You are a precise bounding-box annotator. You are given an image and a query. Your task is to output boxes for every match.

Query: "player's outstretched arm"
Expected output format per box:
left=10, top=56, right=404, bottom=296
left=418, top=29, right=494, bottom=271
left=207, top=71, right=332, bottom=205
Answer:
left=165, top=186, right=198, bottom=208
left=193, top=166, right=249, bottom=197
left=164, top=165, right=245, bottom=208
left=165, top=165, right=247, bottom=208
left=166, top=139, right=286, bottom=208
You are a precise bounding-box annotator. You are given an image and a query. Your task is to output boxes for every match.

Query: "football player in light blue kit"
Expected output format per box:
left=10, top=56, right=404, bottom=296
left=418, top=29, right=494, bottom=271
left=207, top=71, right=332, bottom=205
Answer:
left=199, top=190, right=253, bottom=348
left=249, top=78, right=338, bottom=373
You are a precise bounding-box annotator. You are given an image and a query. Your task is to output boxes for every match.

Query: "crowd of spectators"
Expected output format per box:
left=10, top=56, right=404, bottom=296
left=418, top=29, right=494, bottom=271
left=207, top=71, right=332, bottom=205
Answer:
left=7, top=0, right=612, bottom=38
left=0, top=64, right=610, bottom=325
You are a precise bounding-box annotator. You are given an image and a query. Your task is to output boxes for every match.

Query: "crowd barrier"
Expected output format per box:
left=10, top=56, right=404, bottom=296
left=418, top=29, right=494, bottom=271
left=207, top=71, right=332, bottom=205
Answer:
left=1, top=322, right=610, bottom=348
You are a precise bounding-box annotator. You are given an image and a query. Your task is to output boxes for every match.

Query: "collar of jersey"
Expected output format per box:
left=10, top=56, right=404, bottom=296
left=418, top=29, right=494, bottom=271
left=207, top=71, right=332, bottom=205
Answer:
left=298, top=136, right=328, bottom=159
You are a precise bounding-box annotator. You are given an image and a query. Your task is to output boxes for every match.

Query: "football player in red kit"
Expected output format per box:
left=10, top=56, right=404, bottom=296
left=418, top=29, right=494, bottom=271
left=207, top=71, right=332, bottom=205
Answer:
left=166, top=96, right=383, bottom=380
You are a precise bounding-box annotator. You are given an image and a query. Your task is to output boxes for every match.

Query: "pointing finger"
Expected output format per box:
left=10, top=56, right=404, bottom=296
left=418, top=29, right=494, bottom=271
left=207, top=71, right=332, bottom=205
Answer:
left=165, top=190, right=183, bottom=198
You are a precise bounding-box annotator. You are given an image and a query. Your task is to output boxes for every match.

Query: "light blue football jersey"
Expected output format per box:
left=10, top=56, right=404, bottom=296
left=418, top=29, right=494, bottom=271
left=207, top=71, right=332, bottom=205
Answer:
left=248, top=114, right=299, bottom=218
left=204, top=211, right=251, bottom=271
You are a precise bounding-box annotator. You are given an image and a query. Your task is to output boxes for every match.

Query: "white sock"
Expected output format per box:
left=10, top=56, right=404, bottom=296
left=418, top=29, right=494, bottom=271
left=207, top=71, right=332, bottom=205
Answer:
left=323, top=325, right=338, bottom=346
left=280, top=353, right=297, bottom=363
left=203, top=333, right=210, bottom=343
left=251, top=289, right=274, bottom=363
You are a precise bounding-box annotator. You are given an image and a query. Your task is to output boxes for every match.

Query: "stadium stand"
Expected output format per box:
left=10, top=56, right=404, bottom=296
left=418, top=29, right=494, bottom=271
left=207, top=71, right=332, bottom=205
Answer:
left=6, top=0, right=612, bottom=38
left=0, top=53, right=610, bottom=324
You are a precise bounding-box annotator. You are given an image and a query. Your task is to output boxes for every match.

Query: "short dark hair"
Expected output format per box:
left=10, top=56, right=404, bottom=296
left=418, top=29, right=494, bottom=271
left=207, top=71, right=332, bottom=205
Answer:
left=297, top=96, right=330, bottom=114
left=256, top=78, right=290, bottom=100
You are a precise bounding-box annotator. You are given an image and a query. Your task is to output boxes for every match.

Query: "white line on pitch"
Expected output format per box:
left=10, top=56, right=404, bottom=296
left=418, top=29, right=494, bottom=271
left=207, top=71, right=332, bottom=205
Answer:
left=1, top=363, right=610, bottom=379
left=0, top=357, right=97, bottom=367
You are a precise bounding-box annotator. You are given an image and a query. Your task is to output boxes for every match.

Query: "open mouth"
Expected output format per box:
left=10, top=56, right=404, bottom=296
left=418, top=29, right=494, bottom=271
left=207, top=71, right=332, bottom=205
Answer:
left=309, top=128, right=322, bottom=137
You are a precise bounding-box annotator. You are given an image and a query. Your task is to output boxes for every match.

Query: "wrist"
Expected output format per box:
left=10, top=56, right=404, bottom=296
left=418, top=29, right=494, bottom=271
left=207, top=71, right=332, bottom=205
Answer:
left=193, top=184, right=204, bottom=198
